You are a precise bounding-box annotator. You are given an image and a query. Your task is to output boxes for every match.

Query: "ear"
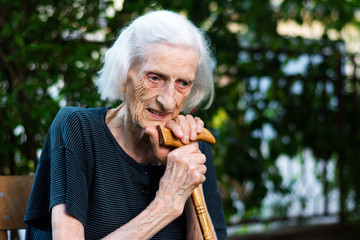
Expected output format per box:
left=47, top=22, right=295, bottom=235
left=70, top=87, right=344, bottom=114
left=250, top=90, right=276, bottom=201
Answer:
left=121, top=76, right=129, bottom=93
left=121, top=83, right=126, bottom=93
left=122, top=70, right=132, bottom=93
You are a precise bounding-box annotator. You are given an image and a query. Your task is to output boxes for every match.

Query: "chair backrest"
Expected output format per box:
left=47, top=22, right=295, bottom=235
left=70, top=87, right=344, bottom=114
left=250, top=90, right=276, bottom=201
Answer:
left=0, top=175, right=34, bottom=240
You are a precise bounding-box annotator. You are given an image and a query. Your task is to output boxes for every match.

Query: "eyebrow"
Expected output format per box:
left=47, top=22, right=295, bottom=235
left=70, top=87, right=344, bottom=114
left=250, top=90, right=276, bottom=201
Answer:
left=146, top=70, right=195, bottom=83
left=147, top=71, right=167, bottom=80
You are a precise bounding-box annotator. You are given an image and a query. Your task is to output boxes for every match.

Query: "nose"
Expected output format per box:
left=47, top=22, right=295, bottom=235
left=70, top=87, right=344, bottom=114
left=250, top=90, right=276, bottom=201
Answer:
left=157, top=84, right=176, bottom=111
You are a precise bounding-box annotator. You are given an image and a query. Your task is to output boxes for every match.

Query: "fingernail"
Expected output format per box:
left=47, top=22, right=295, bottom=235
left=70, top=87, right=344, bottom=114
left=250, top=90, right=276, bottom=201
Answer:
left=191, top=132, right=197, bottom=140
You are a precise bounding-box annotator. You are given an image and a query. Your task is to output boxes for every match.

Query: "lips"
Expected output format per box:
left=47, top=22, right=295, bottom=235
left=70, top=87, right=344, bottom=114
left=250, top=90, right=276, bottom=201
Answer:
left=146, top=108, right=173, bottom=122
left=147, top=108, right=169, bottom=116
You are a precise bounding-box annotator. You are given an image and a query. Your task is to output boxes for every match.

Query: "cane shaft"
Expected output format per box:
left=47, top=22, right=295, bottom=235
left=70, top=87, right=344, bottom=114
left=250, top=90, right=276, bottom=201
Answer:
left=156, top=125, right=215, bottom=240
left=191, top=187, right=215, bottom=240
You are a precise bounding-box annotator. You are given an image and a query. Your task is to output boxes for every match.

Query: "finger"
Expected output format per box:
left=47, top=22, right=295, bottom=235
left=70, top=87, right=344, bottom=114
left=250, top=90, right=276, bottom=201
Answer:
left=191, top=169, right=206, bottom=186
left=165, top=117, right=191, bottom=144
left=194, top=117, right=204, bottom=134
left=164, top=120, right=183, bottom=140
left=175, top=141, right=200, bottom=154
left=200, top=175, right=206, bottom=184
left=173, top=148, right=205, bottom=167
left=183, top=151, right=206, bottom=165
left=177, top=115, right=190, bottom=144
left=168, top=144, right=203, bottom=167
left=185, top=115, right=198, bottom=141
left=197, top=164, right=207, bottom=175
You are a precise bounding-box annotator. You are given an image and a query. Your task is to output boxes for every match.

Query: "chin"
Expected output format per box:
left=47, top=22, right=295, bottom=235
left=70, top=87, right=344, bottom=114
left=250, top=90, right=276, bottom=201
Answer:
left=141, top=120, right=168, bottom=129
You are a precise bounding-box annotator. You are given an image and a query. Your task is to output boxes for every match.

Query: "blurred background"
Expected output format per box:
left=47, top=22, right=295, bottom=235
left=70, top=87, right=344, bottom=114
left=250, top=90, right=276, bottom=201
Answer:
left=1, top=0, right=360, bottom=239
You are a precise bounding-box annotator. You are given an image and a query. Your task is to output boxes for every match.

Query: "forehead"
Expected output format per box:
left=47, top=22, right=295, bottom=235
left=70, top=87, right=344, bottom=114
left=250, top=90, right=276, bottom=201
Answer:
left=140, top=43, right=199, bottom=79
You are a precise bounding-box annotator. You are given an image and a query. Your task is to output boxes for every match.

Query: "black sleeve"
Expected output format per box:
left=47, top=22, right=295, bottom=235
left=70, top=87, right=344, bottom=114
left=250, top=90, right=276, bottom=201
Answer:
left=25, top=107, right=90, bottom=229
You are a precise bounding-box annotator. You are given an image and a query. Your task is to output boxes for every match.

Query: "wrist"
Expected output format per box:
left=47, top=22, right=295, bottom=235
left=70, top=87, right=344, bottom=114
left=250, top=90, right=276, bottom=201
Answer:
left=154, top=191, right=185, bottom=218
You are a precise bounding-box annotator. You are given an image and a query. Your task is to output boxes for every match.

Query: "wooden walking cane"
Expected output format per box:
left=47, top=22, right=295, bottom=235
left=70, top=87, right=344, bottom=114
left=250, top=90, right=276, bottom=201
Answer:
left=156, top=125, right=216, bottom=240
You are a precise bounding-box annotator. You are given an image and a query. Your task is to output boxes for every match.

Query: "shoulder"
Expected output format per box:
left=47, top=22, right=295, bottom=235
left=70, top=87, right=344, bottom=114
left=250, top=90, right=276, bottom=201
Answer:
left=53, top=107, right=106, bottom=126
left=55, top=106, right=105, bottom=119
left=48, top=107, right=108, bottom=138
left=53, top=106, right=85, bottom=122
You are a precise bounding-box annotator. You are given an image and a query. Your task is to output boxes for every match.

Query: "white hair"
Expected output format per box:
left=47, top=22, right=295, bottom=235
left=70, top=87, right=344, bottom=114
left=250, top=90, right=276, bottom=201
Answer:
left=96, top=10, right=215, bottom=113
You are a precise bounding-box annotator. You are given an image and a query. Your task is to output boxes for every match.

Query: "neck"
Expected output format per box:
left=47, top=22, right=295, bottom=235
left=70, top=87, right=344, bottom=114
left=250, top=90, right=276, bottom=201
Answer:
left=106, top=104, right=158, bottom=165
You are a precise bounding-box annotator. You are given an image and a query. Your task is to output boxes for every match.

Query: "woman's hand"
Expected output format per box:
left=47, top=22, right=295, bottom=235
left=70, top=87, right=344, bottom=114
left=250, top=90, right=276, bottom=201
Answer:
left=158, top=142, right=207, bottom=215
left=165, top=115, right=204, bottom=144
left=145, top=114, right=204, bottom=163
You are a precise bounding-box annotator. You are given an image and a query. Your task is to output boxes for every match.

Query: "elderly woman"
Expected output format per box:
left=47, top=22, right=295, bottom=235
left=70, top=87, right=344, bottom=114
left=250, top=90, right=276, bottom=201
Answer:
left=25, top=10, right=227, bottom=239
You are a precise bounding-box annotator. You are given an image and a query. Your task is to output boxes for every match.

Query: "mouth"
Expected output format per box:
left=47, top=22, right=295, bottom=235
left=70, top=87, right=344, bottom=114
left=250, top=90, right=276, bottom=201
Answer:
left=147, top=108, right=169, bottom=116
left=146, top=109, right=173, bottom=122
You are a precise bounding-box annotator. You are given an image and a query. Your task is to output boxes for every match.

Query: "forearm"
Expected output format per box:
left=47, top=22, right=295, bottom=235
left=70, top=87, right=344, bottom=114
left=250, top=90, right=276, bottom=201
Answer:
left=52, top=204, right=85, bottom=240
left=53, top=194, right=182, bottom=240
left=102, top=195, right=180, bottom=240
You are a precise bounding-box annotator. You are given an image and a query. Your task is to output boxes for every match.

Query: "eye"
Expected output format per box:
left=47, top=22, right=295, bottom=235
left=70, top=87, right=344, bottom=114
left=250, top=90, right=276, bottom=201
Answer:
left=145, top=72, right=165, bottom=87
left=178, top=80, right=192, bottom=89
left=149, top=75, right=160, bottom=82
left=147, top=73, right=162, bottom=82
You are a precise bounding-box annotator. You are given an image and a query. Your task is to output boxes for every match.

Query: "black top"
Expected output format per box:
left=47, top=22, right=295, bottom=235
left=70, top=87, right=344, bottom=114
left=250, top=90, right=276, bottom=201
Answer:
left=25, top=107, right=227, bottom=239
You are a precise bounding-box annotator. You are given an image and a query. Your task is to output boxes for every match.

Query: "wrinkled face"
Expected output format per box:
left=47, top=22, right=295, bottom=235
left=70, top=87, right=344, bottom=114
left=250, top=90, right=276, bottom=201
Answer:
left=123, top=43, right=199, bottom=128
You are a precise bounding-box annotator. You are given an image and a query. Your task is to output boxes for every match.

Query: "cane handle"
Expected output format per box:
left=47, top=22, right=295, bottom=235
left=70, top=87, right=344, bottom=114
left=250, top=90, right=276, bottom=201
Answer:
left=156, top=125, right=215, bottom=148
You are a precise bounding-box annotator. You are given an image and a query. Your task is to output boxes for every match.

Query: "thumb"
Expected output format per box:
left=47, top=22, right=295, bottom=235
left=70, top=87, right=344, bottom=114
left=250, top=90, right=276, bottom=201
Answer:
left=145, top=126, right=159, bottom=148
left=146, top=126, right=170, bottom=164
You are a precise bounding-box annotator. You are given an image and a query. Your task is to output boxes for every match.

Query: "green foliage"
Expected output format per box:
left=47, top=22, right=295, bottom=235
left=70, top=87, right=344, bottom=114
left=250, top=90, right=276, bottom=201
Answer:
left=1, top=0, right=360, bottom=224
left=1, top=0, right=105, bottom=174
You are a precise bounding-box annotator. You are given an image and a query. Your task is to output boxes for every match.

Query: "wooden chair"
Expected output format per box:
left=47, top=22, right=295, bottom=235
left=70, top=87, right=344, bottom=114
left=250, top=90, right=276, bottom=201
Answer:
left=0, top=175, right=34, bottom=240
